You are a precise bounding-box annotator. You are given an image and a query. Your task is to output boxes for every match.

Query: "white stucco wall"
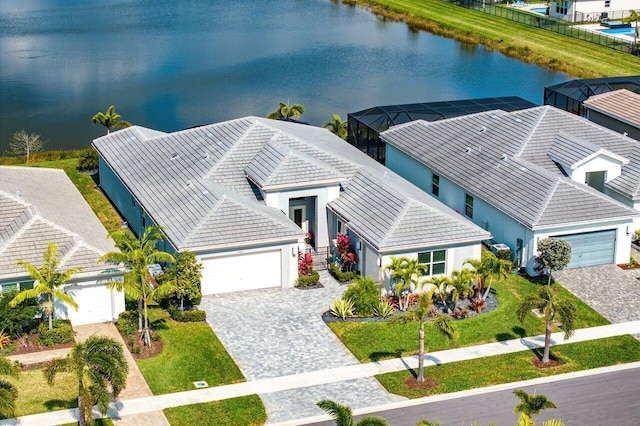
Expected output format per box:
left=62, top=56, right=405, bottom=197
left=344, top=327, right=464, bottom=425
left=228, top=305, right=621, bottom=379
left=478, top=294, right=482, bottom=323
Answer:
left=551, top=0, right=637, bottom=21
left=567, top=155, right=624, bottom=185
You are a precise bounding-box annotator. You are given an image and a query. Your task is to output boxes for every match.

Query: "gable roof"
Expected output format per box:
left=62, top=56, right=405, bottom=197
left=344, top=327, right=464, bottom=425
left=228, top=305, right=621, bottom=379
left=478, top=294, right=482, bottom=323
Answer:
left=382, top=106, right=639, bottom=230
left=547, top=131, right=628, bottom=171
left=584, top=89, right=640, bottom=129
left=0, top=167, right=116, bottom=278
left=94, top=117, right=489, bottom=252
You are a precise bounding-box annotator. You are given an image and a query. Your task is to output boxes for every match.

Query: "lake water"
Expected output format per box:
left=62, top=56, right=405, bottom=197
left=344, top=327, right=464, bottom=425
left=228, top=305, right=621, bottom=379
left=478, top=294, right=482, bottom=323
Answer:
left=0, top=0, right=566, bottom=151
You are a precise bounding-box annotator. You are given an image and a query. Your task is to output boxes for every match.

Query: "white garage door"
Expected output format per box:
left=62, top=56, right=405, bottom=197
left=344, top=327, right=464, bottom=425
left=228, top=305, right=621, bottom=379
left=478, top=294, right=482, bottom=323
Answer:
left=554, top=229, right=616, bottom=269
left=200, top=250, right=282, bottom=294
left=64, top=284, right=115, bottom=326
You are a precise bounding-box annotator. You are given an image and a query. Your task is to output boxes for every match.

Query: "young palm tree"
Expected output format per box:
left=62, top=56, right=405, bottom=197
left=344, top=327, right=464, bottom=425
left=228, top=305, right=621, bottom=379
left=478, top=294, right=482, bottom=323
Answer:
left=393, top=289, right=459, bottom=383
left=99, top=226, right=175, bottom=346
left=323, top=114, right=348, bottom=140
left=44, top=336, right=128, bottom=426
left=450, top=268, right=476, bottom=305
left=427, top=276, right=454, bottom=310
left=384, top=256, right=426, bottom=311
left=463, top=256, right=490, bottom=296
left=481, top=255, right=512, bottom=300
left=266, top=101, right=305, bottom=120
left=316, top=399, right=389, bottom=426
left=0, top=356, right=20, bottom=419
left=9, top=243, right=81, bottom=330
left=513, top=389, right=557, bottom=418
left=517, top=286, right=576, bottom=364
left=91, top=105, right=131, bottom=134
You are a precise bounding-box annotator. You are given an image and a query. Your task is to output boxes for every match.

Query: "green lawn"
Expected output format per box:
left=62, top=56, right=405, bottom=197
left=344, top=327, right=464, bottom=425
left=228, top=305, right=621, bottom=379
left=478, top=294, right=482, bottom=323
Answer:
left=376, top=335, right=640, bottom=398
left=164, top=395, right=267, bottom=426
left=2, top=369, right=77, bottom=418
left=347, top=0, right=640, bottom=78
left=329, top=274, right=609, bottom=362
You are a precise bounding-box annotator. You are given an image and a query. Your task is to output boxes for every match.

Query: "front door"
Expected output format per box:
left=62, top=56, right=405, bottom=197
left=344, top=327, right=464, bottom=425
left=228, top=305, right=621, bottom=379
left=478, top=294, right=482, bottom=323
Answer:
left=289, top=205, right=308, bottom=233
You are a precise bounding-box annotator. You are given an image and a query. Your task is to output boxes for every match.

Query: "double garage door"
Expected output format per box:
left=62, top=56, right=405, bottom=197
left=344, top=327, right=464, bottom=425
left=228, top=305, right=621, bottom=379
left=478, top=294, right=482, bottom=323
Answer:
left=200, top=250, right=282, bottom=294
left=554, top=229, right=616, bottom=269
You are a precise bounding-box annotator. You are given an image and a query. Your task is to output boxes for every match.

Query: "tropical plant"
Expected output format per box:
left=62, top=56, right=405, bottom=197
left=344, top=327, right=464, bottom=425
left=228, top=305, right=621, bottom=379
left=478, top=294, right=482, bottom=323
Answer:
left=513, top=389, right=557, bottom=418
left=535, top=238, right=571, bottom=286
left=298, top=251, right=314, bottom=276
left=44, top=336, right=128, bottom=426
left=157, top=250, right=203, bottom=310
left=9, top=243, right=81, bottom=330
left=336, top=233, right=357, bottom=272
left=374, top=299, right=395, bottom=318
left=323, top=114, right=348, bottom=139
left=343, top=275, right=382, bottom=317
left=7, top=129, right=46, bottom=164
left=0, top=290, right=38, bottom=338
left=517, top=286, right=576, bottom=364
left=91, top=105, right=131, bottom=134
left=317, top=399, right=389, bottom=426
left=481, top=255, right=512, bottom=300
left=384, top=256, right=426, bottom=311
left=77, top=147, right=99, bottom=171
left=330, top=298, right=355, bottom=320
left=428, top=276, right=455, bottom=309
left=0, top=356, right=20, bottom=418
left=624, top=10, right=640, bottom=46
left=266, top=101, right=305, bottom=120
left=450, top=268, right=476, bottom=304
left=0, top=329, right=10, bottom=350
left=470, top=296, right=486, bottom=313
left=99, top=226, right=175, bottom=346
left=515, top=413, right=565, bottom=426
left=391, top=289, right=459, bottom=383
left=463, top=254, right=491, bottom=296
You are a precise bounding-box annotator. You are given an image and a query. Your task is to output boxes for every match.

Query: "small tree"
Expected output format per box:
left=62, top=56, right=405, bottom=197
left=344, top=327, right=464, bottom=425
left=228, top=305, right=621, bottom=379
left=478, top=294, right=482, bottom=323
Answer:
left=266, top=101, right=305, bottom=120
left=9, top=243, right=81, bottom=330
left=0, top=356, right=20, bottom=418
left=0, top=290, right=38, bottom=338
left=513, top=389, right=557, bottom=418
left=77, top=147, right=99, bottom=171
left=317, top=399, right=389, bottom=426
left=7, top=129, right=45, bottom=164
left=536, top=238, right=571, bottom=286
left=157, top=250, right=203, bottom=310
left=517, top=286, right=576, bottom=364
left=336, top=233, right=357, bottom=272
left=44, top=336, right=128, bottom=426
left=384, top=256, right=426, bottom=311
left=92, top=105, right=131, bottom=134
left=323, top=114, right=348, bottom=140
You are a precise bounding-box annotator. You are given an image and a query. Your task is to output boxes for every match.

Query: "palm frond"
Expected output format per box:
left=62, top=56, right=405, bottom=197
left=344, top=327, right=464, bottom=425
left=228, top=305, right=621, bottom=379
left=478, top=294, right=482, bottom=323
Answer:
left=432, top=314, right=460, bottom=341
left=0, top=357, right=20, bottom=379
left=317, top=399, right=354, bottom=426
left=43, top=357, right=73, bottom=385
left=356, top=416, right=389, bottom=426
left=0, top=382, right=18, bottom=418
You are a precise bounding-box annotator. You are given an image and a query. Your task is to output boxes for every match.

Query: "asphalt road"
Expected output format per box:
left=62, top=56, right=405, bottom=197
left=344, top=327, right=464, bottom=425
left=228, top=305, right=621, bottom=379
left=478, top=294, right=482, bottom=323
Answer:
left=304, top=366, right=640, bottom=426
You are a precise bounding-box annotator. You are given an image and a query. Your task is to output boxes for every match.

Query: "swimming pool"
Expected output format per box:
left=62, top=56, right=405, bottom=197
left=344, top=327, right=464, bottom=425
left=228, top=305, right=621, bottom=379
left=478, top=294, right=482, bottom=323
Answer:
left=530, top=7, right=548, bottom=14
left=599, top=27, right=635, bottom=35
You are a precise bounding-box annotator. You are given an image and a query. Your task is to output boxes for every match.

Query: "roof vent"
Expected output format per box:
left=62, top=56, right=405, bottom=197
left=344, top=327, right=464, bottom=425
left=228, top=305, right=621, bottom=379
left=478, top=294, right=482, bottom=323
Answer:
left=207, top=132, right=213, bottom=137
left=171, top=152, right=178, bottom=159
left=480, top=126, right=487, bottom=133
left=216, top=141, right=223, bottom=146
left=186, top=180, right=192, bottom=187
left=501, top=154, right=508, bottom=160
left=465, top=147, right=472, bottom=153
left=519, top=166, right=527, bottom=172
left=624, top=132, right=629, bottom=137
left=514, top=118, right=522, bottom=123
left=15, top=190, right=21, bottom=198
left=490, top=114, right=498, bottom=119
left=222, top=194, right=227, bottom=199
left=131, top=136, right=137, bottom=141
left=383, top=171, right=388, bottom=178
left=202, top=190, right=209, bottom=195
left=203, top=153, right=209, bottom=160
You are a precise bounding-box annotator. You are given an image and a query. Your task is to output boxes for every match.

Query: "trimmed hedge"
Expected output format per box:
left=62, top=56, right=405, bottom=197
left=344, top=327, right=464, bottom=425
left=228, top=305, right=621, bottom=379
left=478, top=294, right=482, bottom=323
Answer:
left=37, top=320, right=74, bottom=346
left=168, top=305, right=207, bottom=322
left=117, top=310, right=139, bottom=336
left=329, top=262, right=358, bottom=283
left=296, top=270, right=320, bottom=287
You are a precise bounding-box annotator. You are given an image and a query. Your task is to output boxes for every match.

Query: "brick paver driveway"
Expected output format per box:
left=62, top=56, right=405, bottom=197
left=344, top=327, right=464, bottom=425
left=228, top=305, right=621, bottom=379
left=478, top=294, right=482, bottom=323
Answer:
left=200, top=271, right=404, bottom=423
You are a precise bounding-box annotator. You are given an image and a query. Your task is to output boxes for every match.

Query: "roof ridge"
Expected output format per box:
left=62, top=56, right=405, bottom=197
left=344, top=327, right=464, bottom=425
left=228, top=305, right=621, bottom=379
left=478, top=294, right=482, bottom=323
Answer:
left=514, top=106, right=548, bottom=157
left=532, top=178, right=560, bottom=227
left=204, top=120, right=260, bottom=179
left=379, top=199, right=414, bottom=246
left=180, top=194, right=224, bottom=249
left=562, top=175, right=637, bottom=212
left=0, top=214, right=38, bottom=256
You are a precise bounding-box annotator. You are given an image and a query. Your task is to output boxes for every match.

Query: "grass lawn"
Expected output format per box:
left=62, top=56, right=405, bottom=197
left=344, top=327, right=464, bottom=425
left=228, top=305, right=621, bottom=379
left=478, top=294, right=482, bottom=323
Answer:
left=164, top=395, right=267, bottom=426
left=348, top=0, right=640, bottom=78
left=2, top=369, right=77, bottom=418
left=329, top=274, right=609, bottom=362
left=376, top=335, right=640, bottom=398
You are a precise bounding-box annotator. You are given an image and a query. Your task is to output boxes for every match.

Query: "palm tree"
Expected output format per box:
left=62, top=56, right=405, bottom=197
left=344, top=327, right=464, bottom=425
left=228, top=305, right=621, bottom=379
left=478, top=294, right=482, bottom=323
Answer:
left=517, top=286, right=576, bottom=364
left=384, top=256, right=426, bottom=311
left=316, top=399, right=389, bottom=426
left=323, top=114, right=348, bottom=140
left=91, top=105, right=131, bottom=134
left=0, top=356, right=20, bottom=419
left=513, top=389, right=557, bottom=418
left=9, top=243, right=81, bottom=330
left=428, top=276, right=454, bottom=310
left=481, top=255, right=512, bottom=300
left=624, top=10, right=639, bottom=47
left=99, top=226, right=175, bottom=346
left=44, top=336, right=128, bottom=426
left=266, top=101, right=305, bottom=120
left=450, top=268, right=476, bottom=304
left=515, top=413, right=565, bottom=426
left=393, top=289, right=459, bottom=383
left=463, top=256, right=490, bottom=296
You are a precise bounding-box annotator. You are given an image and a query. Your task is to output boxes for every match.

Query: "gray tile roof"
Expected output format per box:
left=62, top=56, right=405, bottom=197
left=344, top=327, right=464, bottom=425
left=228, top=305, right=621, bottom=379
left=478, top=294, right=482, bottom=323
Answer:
left=0, top=167, right=116, bottom=278
left=584, top=89, right=640, bottom=129
left=95, top=117, right=489, bottom=252
left=546, top=131, right=626, bottom=170
left=382, top=106, right=639, bottom=230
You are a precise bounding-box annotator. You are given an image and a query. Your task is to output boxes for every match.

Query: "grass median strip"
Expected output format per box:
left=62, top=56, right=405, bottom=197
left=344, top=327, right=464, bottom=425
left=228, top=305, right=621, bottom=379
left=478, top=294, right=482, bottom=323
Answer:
left=163, top=395, right=267, bottom=426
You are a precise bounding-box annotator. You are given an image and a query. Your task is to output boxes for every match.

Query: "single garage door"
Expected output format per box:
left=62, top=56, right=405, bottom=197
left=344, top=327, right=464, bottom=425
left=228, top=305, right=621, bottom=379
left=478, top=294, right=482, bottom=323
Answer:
left=65, top=284, right=115, bottom=326
left=200, top=250, right=282, bottom=294
left=554, top=229, right=616, bottom=269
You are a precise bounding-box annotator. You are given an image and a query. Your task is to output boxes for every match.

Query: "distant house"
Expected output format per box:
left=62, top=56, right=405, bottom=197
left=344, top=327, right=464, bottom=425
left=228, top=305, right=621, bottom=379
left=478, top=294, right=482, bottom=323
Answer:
left=0, top=166, right=125, bottom=325
left=584, top=89, right=640, bottom=141
left=549, top=0, right=638, bottom=22
left=382, top=106, right=639, bottom=274
left=94, top=117, right=490, bottom=294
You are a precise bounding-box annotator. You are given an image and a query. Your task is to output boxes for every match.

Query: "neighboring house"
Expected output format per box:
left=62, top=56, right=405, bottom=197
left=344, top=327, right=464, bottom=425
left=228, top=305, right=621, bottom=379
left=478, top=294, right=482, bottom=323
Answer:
left=549, top=0, right=637, bottom=22
left=382, top=106, right=640, bottom=275
left=584, top=89, right=640, bottom=141
left=0, top=166, right=125, bottom=325
left=94, top=117, right=490, bottom=294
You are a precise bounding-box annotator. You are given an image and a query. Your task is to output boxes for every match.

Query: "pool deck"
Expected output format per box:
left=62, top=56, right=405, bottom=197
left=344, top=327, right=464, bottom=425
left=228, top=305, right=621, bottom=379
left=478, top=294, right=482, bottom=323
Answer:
left=575, top=23, right=637, bottom=43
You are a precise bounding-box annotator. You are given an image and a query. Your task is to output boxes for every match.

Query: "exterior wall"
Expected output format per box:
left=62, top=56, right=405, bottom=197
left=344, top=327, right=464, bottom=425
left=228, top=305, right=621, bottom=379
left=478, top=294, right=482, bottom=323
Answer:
left=263, top=185, right=340, bottom=248
left=99, top=156, right=145, bottom=236
left=569, top=155, right=623, bottom=184
left=587, top=110, right=640, bottom=141
left=57, top=273, right=125, bottom=326
left=551, top=0, right=637, bottom=21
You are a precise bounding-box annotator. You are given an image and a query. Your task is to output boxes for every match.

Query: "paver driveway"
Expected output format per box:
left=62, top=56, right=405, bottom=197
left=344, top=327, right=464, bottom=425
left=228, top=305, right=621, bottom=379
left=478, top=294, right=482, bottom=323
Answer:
left=200, top=271, right=404, bottom=423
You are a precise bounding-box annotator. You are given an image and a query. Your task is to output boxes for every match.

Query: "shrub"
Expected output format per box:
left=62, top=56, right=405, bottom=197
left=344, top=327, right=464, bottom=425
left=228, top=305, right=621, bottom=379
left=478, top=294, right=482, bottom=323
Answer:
left=451, top=308, right=470, bottom=319
left=373, top=300, right=395, bottom=318
left=0, top=328, right=11, bottom=350
left=343, top=276, right=381, bottom=317
left=336, top=233, right=358, bottom=272
left=167, top=304, right=207, bottom=322
left=0, top=290, right=38, bottom=338
left=471, top=297, right=486, bottom=313
left=157, top=250, right=203, bottom=308
left=495, top=248, right=511, bottom=261
left=628, top=257, right=639, bottom=268
left=330, top=298, right=354, bottom=320
left=296, top=269, right=320, bottom=287
left=329, top=262, right=358, bottom=283
left=37, top=320, right=74, bottom=346
left=634, top=229, right=640, bottom=243
left=77, top=147, right=99, bottom=171
left=117, top=310, right=139, bottom=336
left=298, top=252, right=314, bottom=276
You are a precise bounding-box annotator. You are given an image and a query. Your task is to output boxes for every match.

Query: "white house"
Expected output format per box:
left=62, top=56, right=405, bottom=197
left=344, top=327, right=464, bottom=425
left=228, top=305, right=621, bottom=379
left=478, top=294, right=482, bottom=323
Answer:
left=0, top=166, right=125, bottom=326
left=94, top=117, right=490, bottom=294
left=381, top=106, right=640, bottom=275
left=549, top=0, right=638, bottom=22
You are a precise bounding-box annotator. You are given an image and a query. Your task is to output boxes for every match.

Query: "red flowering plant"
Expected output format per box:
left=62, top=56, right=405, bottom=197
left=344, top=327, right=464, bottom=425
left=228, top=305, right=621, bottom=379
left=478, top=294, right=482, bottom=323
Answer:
left=336, top=232, right=358, bottom=272
left=298, top=251, right=314, bottom=276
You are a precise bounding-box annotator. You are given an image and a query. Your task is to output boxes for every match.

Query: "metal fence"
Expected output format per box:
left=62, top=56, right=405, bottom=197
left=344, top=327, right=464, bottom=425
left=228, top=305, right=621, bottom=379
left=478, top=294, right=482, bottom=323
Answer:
left=305, top=246, right=331, bottom=270
left=444, top=0, right=637, bottom=56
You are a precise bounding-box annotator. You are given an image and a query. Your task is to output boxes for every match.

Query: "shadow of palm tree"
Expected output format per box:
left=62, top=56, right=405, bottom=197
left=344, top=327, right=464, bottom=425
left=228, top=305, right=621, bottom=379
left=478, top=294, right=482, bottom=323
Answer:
left=44, top=398, right=76, bottom=410
left=369, top=349, right=405, bottom=362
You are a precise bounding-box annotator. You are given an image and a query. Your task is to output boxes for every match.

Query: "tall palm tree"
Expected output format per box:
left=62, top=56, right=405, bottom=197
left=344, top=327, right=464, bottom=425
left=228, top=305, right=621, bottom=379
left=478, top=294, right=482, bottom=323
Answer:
left=323, top=114, right=348, bottom=140
left=91, top=105, right=131, bottom=134
left=0, top=356, right=20, bottom=419
left=316, top=399, right=389, bottom=426
left=384, top=256, right=426, bottom=311
left=99, top=226, right=175, bottom=346
left=266, top=101, right=305, bottom=120
left=393, top=289, right=459, bottom=383
left=44, top=336, right=128, bottom=426
left=517, top=286, right=576, bottom=364
left=9, top=243, right=81, bottom=330
left=513, top=389, right=557, bottom=418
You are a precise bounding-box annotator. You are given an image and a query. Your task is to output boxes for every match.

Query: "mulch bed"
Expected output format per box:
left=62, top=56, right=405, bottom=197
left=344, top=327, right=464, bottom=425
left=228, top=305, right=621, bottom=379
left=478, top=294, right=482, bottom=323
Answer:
left=119, top=329, right=163, bottom=360
left=531, top=357, right=564, bottom=368
left=404, top=375, right=438, bottom=389
left=296, top=283, right=325, bottom=290
left=617, top=263, right=640, bottom=270
left=7, top=334, right=75, bottom=356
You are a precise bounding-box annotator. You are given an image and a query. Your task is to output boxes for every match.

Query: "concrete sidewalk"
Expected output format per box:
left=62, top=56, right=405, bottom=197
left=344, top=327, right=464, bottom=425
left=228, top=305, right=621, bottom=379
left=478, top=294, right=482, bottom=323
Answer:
left=2, top=320, right=638, bottom=426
